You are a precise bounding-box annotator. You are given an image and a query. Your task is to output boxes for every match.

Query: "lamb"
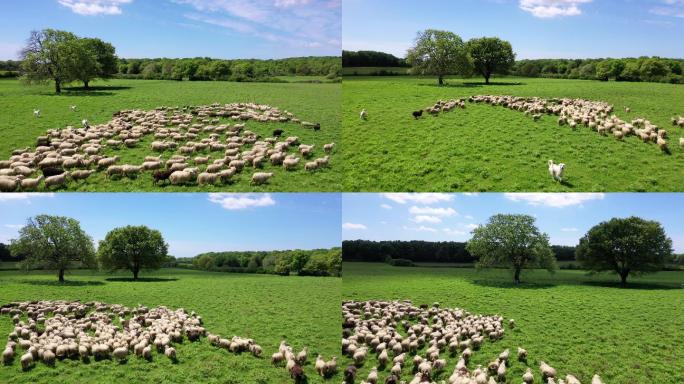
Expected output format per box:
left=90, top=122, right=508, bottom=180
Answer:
left=305, top=161, right=319, bottom=171
left=540, top=361, right=557, bottom=380
left=315, top=355, right=325, bottom=376
left=198, top=172, right=219, bottom=185
left=548, top=160, right=565, bottom=182
left=522, top=367, right=534, bottom=383
left=44, top=172, right=68, bottom=189
left=412, top=110, right=423, bottom=119
left=360, top=109, right=368, bottom=120
left=323, top=143, right=335, bottom=153
left=20, top=175, right=44, bottom=190
left=251, top=172, right=273, bottom=185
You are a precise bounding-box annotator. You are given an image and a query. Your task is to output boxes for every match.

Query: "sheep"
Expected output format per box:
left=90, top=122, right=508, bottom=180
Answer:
left=498, top=348, right=510, bottom=362
left=283, top=157, right=300, bottom=170
left=42, top=349, right=56, bottom=366
left=296, top=347, right=308, bottom=364
left=249, top=344, right=262, bottom=357
left=112, top=347, right=128, bottom=362
left=70, top=105, right=77, bottom=111
left=299, top=144, right=315, bottom=158
left=122, top=164, right=142, bottom=177
left=323, top=142, right=335, bottom=153
left=591, top=374, right=604, bottom=384
left=164, top=346, right=177, bottom=362
left=680, top=137, right=684, bottom=148
left=2, top=347, right=13, bottom=364
left=360, top=109, right=368, bottom=120
left=142, top=345, right=152, bottom=360
left=344, top=365, right=357, bottom=382
left=251, top=172, right=273, bottom=185
left=657, top=137, right=668, bottom=152
left=290, top=363, right=305, bottom=381
left=272, top=352, right=285, bottom=365
left=565, top=374, right=581, bottom=384
left=44, top=173, right=68, bottom=189
left=540, top=361, right=557, bottom=380
left=522, top=367, right=534, bottom=383
left=324, top=356, right=337, bottom=376
left=20, top=175, right=44, bottom=190
left=20, top=351, right=33, bottom=371
left=517, top=347, right=527, bottom=361
left=305, top=161, right=319, bottom=171
left=613, top=130, right=624, bottom=140
left=0, top=177, right=20, bottom=192
left=170, top=170, right=195, bottom=185
left=198, top=172, right=219, bottom=185
left=367, top=367, right=378, bottom=384
left=509, top=319, right=515, bottom=329
left=98, top=156, right=120, bottom=169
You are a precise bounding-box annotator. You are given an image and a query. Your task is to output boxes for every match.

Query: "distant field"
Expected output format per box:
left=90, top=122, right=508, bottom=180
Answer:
left=342, top=262, right=684, bottom=384
left=342, top=76, right=684, bottom=191
left=342, top=67, right=410, bottom=75
left=0, top=268, right=340, bottom=384
left=0, top=78, right=341, bottom=191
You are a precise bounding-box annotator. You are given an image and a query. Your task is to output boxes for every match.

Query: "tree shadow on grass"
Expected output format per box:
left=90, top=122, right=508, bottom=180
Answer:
left=43, top=85, right=132, bottom=97
left=582, top=281, right=683, bottom=290
left=417, top=81, right=525, bottom=88
left=17, top=279, right=105, bottom=287
left=471, top=279, right=556, bottom=290
left=104, top=277, right=179, bottom=283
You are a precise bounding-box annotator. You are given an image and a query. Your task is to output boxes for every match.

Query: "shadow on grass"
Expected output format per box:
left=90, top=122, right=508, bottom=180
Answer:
left=104, top=277, right=179, bottom=283
left=17, top=279, right=105, bottom=287
left=582, top=281, right=683, bottom=290
left=43, top=85, right=132, bottom=97
left=471, top=279, right=555, bottom=289
left=418, top=81, right=525, bottom=88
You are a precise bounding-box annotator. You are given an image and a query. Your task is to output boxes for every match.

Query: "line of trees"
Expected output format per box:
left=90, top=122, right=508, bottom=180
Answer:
left=342, top=50, right=409, bottom=68
left=188, top=248, right=341, bottom=277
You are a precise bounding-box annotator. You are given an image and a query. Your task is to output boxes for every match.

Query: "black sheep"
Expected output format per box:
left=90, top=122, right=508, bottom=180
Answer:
left=153, top=169, right=173, bottom=184
left=344, top=365, right=357, bottom=383
left=290, top=364, right=306, bottom=383
left=273, top=129, right=284, bottom=137
left=385, top=374, right=400, bottom=384
left=412, top=110, right=423, bottom=119
left=42, top=167, right=65, bottom=178
left=313, top=123, right=321, bottom=131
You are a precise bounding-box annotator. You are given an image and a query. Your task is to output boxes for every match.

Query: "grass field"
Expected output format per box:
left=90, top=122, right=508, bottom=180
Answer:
left=342, top=76, right=684, bottom=191
left=342, top=262, right=684, bottom=384
left=0, top=78, right=340, bottom=191
left=0, top=268, right=341, bottom=384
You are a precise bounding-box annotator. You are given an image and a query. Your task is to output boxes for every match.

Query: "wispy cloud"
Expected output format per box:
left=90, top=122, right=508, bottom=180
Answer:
left=650, top=0, right=684, bottom=18
left=57, top=0, right=133, bottom=15
left=0, top=193, right=55, bottom=202
left=409, top=206, right=457, bottom=217
left=380, top=204, right=392, bottom=210
left=411, top=215, right=442, bottom=224
left=343, top=222, right=367, bottom=230
left=403, top=225, right=437, bottom=233
left=519, top=0, right=592, bottom=18
left=504, top=193, right=604, bottom=208
left=383, top=193, right=453, bottom=205
left=207, top=193, right=276, bottom=210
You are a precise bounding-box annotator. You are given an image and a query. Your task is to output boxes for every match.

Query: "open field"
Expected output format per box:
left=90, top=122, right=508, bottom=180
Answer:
left=342, top=262, right=684, bottom=384
left=0, top=78, right=340, bottom=191
left=342, top=76, right=684, bottom=191
left=0, top=268, right=341, bottom=383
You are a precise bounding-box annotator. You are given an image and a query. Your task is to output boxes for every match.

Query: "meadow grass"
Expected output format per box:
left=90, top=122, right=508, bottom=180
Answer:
left=0, top=78, right=341, bottom=191
left=0, top=268, right=341, bottom=384
left=342, top=76, right=684, bottom=191
left=342, top=262, right=684, bottom=384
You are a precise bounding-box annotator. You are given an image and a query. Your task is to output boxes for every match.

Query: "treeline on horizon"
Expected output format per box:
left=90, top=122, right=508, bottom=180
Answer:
left=178, top=248, right=341, bottom=277
left=342, top=50, right=684, bottom=84
left=0, top=56, right=342, bottom=82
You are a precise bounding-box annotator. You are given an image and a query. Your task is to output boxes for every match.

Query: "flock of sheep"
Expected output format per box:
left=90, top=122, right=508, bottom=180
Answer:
left=341, top=300, right=605, bottom=384
left=0, top=103, right=334, bottom=191
left=467, top=95, right=683, bottom=153
left=0, top=300, right=335, bottom=382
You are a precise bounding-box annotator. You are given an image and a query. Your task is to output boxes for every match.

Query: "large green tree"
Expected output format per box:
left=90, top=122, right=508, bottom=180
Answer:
left=97, top=225, right=169, bottom=280
left=466, top=37, right=516, bottom=84
left=406, top=29, right=471, bottom=85
left=71, top=37, right=118, bottom=88
left=576, top=217, right=672, bottom=286
left=10, top=215, right=95, bottom=282
left=466, top=214, right=556, bottom=284
left=20, top=29, right=79, bottom=93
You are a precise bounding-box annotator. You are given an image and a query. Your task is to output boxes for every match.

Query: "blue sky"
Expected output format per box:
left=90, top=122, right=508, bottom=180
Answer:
left=0, top=193, right=341, bottom=257
left=343, top=0, right=684, bottom=59
left=342, top=193, right=684, bottom=253
left=0, top=0, right=341, bottom=60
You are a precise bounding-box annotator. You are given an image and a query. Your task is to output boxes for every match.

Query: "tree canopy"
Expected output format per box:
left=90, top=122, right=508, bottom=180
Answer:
left=466, top=37, right=516, bottom=84
left=97, top=225, right=169, bottom=280
left=466, top=214, right=556, bottom=284
left=9, top=215, right=95, bottom=282
left=406, top=29, right=471, bottom=85
left=576, top=217, right=672, bottom=286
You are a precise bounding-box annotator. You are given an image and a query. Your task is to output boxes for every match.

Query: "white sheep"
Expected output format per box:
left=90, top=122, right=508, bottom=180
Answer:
left=591, top=374, right=604, bottom=384
left=360, top=109, right=368, bottom=120
left=565, top=374, right=581, bottom=384
left=20, top=351, right=33, bottom=370
left=522, top=367, right=534, bottom=383
left=20, top=176, right=43, bottom=190
left=198, top=172, right=219, bottom=185
left=170, top=170, right=194, bottom=185
left=250, top=172, right=273, bottom=185
left=540, top=361, right=557, bottom=379
left=45, top=173, right=68, bottom=189
left=323, top=143, right=335, bottom=153
left=304, top=161, right=319, bottom=171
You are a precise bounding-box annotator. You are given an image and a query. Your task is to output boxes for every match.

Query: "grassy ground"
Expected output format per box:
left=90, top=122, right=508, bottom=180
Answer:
left=342, top=76, right=684, bottom=191
left=0, top=268, right=341, bottom=384
left=342, top=262, right=684, bottom=384
left=0, top=78, right=340, bottom=191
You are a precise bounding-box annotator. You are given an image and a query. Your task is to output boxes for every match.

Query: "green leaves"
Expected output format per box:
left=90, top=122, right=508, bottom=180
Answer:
left=406, top=29, right=471, bottom=84
left=97, top=225, right=169, bottom=279
left=466, top=37, right=516, bottom=84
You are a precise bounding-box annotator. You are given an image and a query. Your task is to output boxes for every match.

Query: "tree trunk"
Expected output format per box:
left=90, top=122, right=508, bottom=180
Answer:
left=619, top=269, right=629, bottom=286
left=83, top=80, right=89, bottom=89
left=58, top=269, right=65, bottom=283
left=133, top=265, right=139, bottom=281
left=514, top=267, right=521, bottom=285
left=485, top=73, right=491, bottom=84
left=438, top=75, right=444, bottom=86
left=55, top=79, right=61, bottom=94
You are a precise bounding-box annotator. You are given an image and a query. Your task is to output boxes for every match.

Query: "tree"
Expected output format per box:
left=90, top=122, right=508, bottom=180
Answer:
left=20, top=29, right=79, bottom=93
left=406, top=29, right=471, bottom=85
left=466, top=37, right=515, bottom=84
left=576, top=217, right=672, bottom=286
left=73, top=38, right=118, bottom=88
left=466, top=214, right=556, bottom=284
left=10, top=215, right=95, bottom=282
left=640, top=58, right=670, bottom=82
left=97, top=225, right=169, bottom=280
left=596, top=59, right=626, bottom=81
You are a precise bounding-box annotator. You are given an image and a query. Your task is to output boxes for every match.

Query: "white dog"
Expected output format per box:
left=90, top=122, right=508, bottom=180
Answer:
left=360, top=109, right=367, bottom=120
left=70, top=105, right=77, bottom=111
left=82, top=119, right=90, bottom=128
left=33, top=109, right=40, bottom=118
left=548, top=160, right=565, bottom=182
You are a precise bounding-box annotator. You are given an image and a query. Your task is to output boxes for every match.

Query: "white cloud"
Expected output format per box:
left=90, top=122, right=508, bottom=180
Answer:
left=412, top=215, right=442, bottom=224
left=504, top=193, right=604, bottom=208
left=403, top=225, right=437, bottom=233
left=443, top=228, right=467, bottom=236
left=519, top=0, right=592, bottom=18
left=343, top=222, right=367, bottom=230
left=462, top=193, right=480, bottom=197
left=380, top=204, right=392, bottom=210
left=383, top=193, right=453, bottom=205
left=650, top=0, right=684, bottom=18
left=465, top=223, right=478, bottom=230
left=0, top=193, right=55, bottom=202
left=409, top=206, right=457, bottom=217
left=207, top=193, right=275, bottom=210
left=275, top=0, right=310, bottom=7
left=464, top=215, right=474, bottom=220
left=561, top=227, right=579, bottom=232
left=58, top=0, right=132, bottom=15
